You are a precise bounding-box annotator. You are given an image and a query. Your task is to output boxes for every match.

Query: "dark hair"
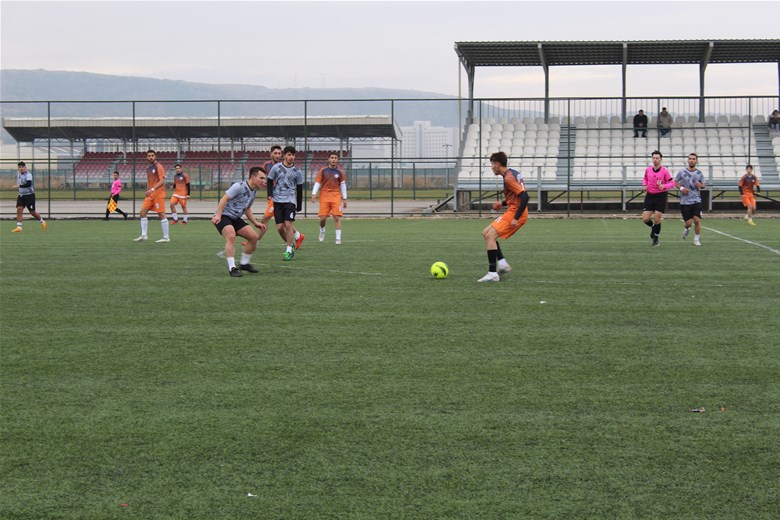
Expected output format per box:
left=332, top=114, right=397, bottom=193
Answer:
left=652, top=150, right=663, bottom=158
left=283, top=146, right=296, bottom=155
left=688, top=152, right=698, bottom=159
left=175, top=163, right=181, bottom=167
left=249, top=166, right=264, bottom=177
left=746, top=164, right=753, bottom=170
left=270, top=145, right=282, bottom=152
left=113, top=170, right=119, bottom=174
left=329, top=152, right=339, bottom=158
left=489, top=151, right=508, bottom=167
left=146, top=149, right=156, bottom=155
left=17, top=161, right=26, bottom=167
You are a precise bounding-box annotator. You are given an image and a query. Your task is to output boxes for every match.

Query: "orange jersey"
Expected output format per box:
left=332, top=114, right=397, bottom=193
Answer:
left=315, top=166, right=346, bottom=193
left=173, top=171, right=190, bottom=196
left=739, top=173, right=759, bottom=194
left=502, top=168, right=527, bottom=214
left=147, top=161, right=165, bottom=192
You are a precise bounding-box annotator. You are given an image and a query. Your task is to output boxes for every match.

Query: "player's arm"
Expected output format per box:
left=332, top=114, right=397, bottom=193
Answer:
left=267, top=178, right=274, bottom=200
left=755, top=180, right=760, bottom=193
left=738, top=177, right=744, bottom=195
left=514, top=191, right=529, bottom=220
left=340, top=181, right=348, bottom=208
left=185, top=174, right=191, bottom=196
left=245, top=207, right=266, bottom=231
left=311, top=181, right=321, bottom=201
left=296, top=182, right=303, bottom=212
left=211, top=194, right=231, bottom=224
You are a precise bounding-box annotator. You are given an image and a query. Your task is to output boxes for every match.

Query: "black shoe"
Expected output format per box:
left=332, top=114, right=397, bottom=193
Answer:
left=239, top=263, right=258, bottom=273
left=229, top=267, right=243, bottom=277
left=652, top=237, right=660, bottom=247
left=123, top=213, right=128, bottom=220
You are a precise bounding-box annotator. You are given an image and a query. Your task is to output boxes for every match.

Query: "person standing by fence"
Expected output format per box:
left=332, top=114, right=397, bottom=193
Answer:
left=105, top=171, right=129, bottom=220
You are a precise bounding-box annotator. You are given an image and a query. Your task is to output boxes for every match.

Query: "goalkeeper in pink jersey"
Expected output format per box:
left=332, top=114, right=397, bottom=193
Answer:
left=641, top=150, right=675, bottom=247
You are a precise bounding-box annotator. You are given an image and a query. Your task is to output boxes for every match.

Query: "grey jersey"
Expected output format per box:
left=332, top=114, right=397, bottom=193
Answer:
left=221, top=181, right=257, bottom=219
left=675, top=168, right=705, bottom=204
left=268, top=163, right=303, bottom=203
left=17, top=171, right=34, bottom=196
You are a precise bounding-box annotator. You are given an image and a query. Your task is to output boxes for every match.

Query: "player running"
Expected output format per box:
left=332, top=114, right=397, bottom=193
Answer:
left=169, top=163, right=191, bottom=224
left=739, top=164, right=760, bottom=225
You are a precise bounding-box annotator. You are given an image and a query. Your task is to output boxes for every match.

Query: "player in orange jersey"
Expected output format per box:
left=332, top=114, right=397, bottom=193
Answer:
left=311, top=152, right=348, bottom=244
left=134, top=149, right=170, bottom=243
left=478, top=151, right=529, bottom=283
left=738, top=164, right=760, bottom=225
left=169, top=163, right=191, bottom=224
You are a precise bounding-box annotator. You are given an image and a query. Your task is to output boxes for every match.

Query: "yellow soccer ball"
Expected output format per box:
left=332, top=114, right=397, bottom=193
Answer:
left=430, top=261, right=449, bottom=279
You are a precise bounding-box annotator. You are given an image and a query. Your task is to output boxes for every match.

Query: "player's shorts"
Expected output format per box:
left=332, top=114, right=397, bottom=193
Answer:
left=263, top=199, right=274, bottom=219
left=642, top=192, right=668, bottom=213
left=490, top=209, right=528, bottom=240
left=741, top=193, right=756, bottom=208
left=274, top=202, right=297, bottom=224
left=16, top=194, right=36, bottom=211
left=680, top=203, right=702, bottom=222
left=214, top=215, right=248, bottom=235
left=170, top=194, right=188, bottom=207
left=141, top=192, right=166, bottom=212
left=318, top=194, right=343, bottom=217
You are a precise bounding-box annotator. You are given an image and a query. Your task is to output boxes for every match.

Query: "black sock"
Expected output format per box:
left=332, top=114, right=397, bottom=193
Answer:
left=652, top=223, right=661, bottom=236
left=495, top=243, right=504, bottom=261
left=487, top=249, right=498, bottom=272
left=644, top=220, right=653, bottom=227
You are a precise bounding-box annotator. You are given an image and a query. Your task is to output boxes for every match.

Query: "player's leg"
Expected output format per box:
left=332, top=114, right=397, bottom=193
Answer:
left=156, top=210, right=170, bottom=242
left=333, top=215, right=342, bottom=244
left=692, top=215, right=702, bottom=245
left=318, top=215, right=327, bottom=242
left=135, top=205, right=150, bottom=241
left=236, top=225, right=260, bottom=273
left=169, top=198, right=178, bottom=223
left=219, top=223, right=242, bottom=276
left=478, top=223, right=501, bottom=282
left=12, top=203, right=23, bottom=231
left=181, top=199, right=188, bottom=223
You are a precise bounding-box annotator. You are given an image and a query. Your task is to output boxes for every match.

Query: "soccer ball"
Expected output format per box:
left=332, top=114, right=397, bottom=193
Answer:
left=430, top=261, right=449, bottom=279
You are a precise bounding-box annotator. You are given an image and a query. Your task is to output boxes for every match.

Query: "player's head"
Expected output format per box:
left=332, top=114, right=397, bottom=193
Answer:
left=146, top=149, right=156, bottom=163
left=328, top=152, right=339, bottom=166
left=687, top=153, right=698, bottom=168
left=248, top=166, right=267, bottom=188
left=175, top=163, right=182, bottom=173
left=638, top=109, right=644, bottom=115
left=651, top=150, right=662, bottom=167
left=17, top=161, right=26, bottom=171
left=270, top=145, right=282, bottom=163
left=746, top=164, right=753, bottom=173
left=113, top=170, right=120, bottom=179
left=489, top=151, right=508, bottom=168
left=282, top=146, right=296, bottom=165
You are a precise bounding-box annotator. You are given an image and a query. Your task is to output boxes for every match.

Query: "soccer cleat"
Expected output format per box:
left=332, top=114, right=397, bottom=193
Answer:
left=748, top=220, right=756, bottom=226
left=682, top=227, right=689, bottom=239
left=652, top=236, right=660, bottom=247
left=181, top=221, right=187, bottom=225
left=229, top=267, right=243, bottom=277
left=497, top=263, right=512, bottom=275
left=170, top=220, right=178, bottom=225
left=134, top=235, right=148, bottom=242
left=155, top=237, right=170, bottom=243
left=335, top=239, right=342, bottom=245
left=295, top=233, right=305, bottom=250
left=239, top=263, right=258, bottom=273
left=319, top=230, right=325, bottom=242
left=478, top=272, right=500, bottom=283
left=41, top=221, right=47, bottom=232
left=283, top=251, right=294, bottom=261
left=693, top=239, right=701, bottom=246
left=123, top=214, right=128, bottom=220
left=11, top=227, right=22, bottom=233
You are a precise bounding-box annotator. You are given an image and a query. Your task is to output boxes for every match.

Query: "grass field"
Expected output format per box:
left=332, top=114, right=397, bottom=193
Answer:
left=1, top=217, right=779, bottom=519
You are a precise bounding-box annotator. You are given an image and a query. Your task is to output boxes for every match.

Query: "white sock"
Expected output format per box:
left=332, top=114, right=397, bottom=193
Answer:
left=294, top=230, right=301, bottom=240
left=140, top=217, right=149, bottom=236
left=694, top=234, right=700, bottom=240
left=320, top=227, right=326, bottom=233
left=161, top=219, right=169, bottom=238
left=39, top=218, right=45, bottom=224
left=335, top=230, right=342, bottom=240
left=16, top=222, right=22, bottom=228
left=498, top=258, right=509, bottom=269
left=171, top=212, right=178, bottom=221
left=183, top=214, right=188, bottom=223
left=240, top=253, right=251, bottom=265
left=227, top=257, right=236, bottom=270
left=286, top=246, right=293, bottom=254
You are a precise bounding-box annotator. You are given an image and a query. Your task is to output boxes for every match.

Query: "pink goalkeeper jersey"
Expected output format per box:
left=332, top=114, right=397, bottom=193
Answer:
left=110, top=179, right=122, bottom=196
left=643, top=166, right=675, bottom=194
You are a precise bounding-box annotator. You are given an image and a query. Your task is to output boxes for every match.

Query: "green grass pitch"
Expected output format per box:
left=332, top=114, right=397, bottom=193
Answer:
left=1, top=217, right=779, bottom=519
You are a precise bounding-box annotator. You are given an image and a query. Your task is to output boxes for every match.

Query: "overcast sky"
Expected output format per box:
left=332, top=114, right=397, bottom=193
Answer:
left=2, top=0, right=779, bottom=98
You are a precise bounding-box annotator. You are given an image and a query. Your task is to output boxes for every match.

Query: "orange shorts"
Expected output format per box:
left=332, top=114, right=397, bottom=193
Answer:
left=263, top=200, right=274, bottom=218
left=318, top=194, right=343, bottom=217
left=741, top=193, right=755, bottom=208
left=490, top=209, right=528, bottom=240
left=141, top=192, right=166, bottom=213
left=170, top=194, right=188, bottom=207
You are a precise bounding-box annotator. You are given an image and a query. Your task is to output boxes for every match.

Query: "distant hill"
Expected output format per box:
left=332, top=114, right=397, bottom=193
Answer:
left=0, top=70, right=468, bottom=140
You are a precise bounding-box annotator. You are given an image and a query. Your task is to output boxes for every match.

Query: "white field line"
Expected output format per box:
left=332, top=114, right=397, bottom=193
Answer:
left=703, top=226, right=780, bottom=256
left=276, top=265, right=386, bottom=276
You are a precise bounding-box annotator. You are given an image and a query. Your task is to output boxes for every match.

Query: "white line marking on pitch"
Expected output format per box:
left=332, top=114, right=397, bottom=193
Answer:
left=276, top=265, right=386, bottom=276
left=703, top=226, right=780, bottom=256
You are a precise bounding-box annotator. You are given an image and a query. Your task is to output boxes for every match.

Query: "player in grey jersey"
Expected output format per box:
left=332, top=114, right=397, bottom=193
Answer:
left=212, top=167, right=267, bottom=277
left=674, top=153, right=706, bottom=246
left=267, top=146, right=304, bottom=261
left=11, top=161, right=47, bottom=233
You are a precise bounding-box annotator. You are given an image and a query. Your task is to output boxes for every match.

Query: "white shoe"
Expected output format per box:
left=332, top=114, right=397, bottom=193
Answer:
left=477, top=272, right=500, bottom=283
left=693, top=239, right=701, bottom=246
left=497, top=263, right=512, bottom=275
left=134, top=235, right=147, bottom=242
left=155, top=237, right=170, bottom=243
left=335, top=239, right=342, bottom=245
left=216, top=250, right=226, bottom=259
left=682, top=227, right=689, bottom=239
left=319, top=231, right=325, bottom=242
